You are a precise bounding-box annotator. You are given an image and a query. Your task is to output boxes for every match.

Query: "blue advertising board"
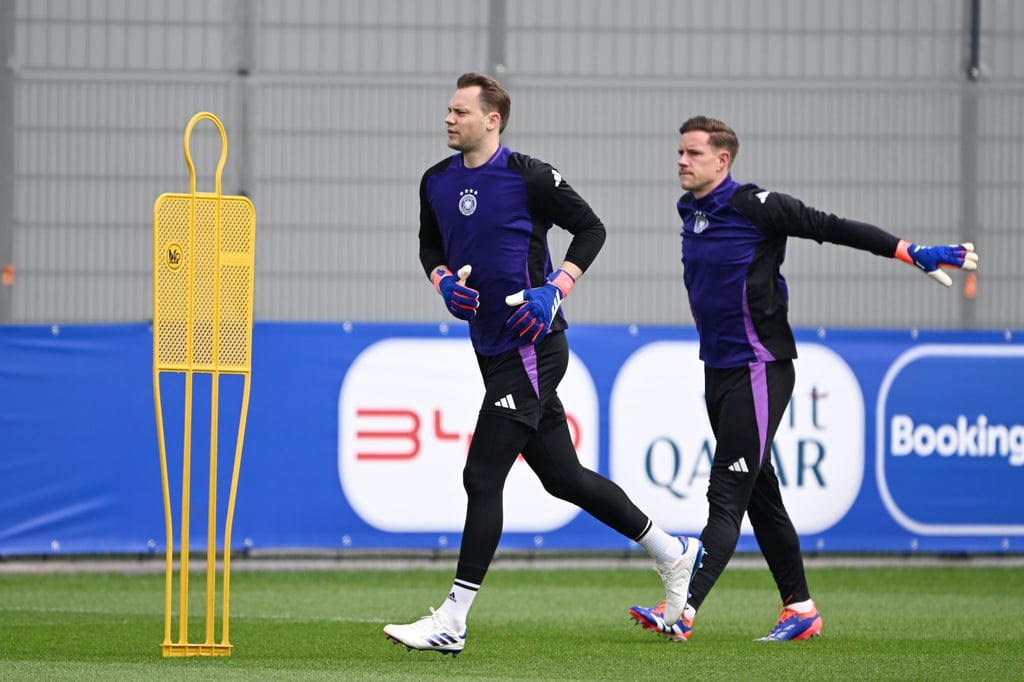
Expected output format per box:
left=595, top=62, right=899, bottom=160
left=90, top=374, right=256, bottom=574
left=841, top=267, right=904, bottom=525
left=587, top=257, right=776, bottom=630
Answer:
left=877, top=345, right=1024, bottom=535
left=0, top=322, right=1020, bottom=557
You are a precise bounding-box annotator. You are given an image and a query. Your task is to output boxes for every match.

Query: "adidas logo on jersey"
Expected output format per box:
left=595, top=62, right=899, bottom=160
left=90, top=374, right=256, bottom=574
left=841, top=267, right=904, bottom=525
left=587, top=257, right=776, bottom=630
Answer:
left=728, top=459, right=749, bottom=473
left=494, top=393, right=517, bottom=410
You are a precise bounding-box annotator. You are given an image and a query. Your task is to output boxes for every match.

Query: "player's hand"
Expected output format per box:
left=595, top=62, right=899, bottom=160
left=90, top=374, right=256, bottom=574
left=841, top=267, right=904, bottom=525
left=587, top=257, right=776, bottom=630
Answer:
left=504, top=269, right=575, bottom=344
left=896, top=240, right=978, bottom=287
left=432, top=265, right=478, bottom=320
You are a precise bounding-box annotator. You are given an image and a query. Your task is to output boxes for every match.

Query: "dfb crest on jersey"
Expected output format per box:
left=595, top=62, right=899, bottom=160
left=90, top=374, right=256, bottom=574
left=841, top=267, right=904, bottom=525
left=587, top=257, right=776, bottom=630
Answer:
left=458, top=188, right=478, bottom=216
left=693, top=211, right=709, bottom=234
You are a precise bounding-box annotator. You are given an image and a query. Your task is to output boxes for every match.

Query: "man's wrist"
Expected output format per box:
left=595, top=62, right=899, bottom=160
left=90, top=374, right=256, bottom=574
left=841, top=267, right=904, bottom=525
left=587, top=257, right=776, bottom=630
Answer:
left=894, top=239, right=914, bottom=265
left=548, top=269, right=576, bottom=297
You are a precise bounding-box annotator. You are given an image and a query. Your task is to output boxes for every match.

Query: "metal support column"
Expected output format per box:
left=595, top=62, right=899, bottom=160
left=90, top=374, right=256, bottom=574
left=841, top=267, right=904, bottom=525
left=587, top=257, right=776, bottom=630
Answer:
left=959, top=0, right=982, bottom=327
left=0, top=0, right=15, bottom=322
left=488, top=0, right=507, bottom=79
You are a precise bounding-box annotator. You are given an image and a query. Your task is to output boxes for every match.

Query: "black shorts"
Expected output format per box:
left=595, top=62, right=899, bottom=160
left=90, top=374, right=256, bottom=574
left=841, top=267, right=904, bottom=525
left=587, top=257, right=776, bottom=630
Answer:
left=475, top=331, right=568, bottom=430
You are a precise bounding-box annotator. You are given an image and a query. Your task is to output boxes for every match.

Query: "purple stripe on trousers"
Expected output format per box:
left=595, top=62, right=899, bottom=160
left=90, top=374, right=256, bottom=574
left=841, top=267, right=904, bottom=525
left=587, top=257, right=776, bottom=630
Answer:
left=749, top=361, right=769, bottom=465
left=519, top=344, right=540, bottom=398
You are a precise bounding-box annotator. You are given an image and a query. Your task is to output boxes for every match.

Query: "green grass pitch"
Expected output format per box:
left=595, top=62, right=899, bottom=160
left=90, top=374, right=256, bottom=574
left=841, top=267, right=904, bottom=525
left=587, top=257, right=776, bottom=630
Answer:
left=1, top=562, right=1022, bottom=681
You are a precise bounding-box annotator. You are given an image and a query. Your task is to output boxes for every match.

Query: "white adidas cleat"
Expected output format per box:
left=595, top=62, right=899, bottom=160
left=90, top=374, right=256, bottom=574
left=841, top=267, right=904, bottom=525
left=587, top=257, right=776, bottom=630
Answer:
left=383, top=608, right=466, bottom=657
left=655, top=536, right=705, bottom=625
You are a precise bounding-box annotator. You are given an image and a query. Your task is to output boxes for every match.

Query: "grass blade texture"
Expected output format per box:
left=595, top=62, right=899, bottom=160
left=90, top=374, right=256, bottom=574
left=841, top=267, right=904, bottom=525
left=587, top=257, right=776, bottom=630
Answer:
left=1, top=563, right=1021, bottom=681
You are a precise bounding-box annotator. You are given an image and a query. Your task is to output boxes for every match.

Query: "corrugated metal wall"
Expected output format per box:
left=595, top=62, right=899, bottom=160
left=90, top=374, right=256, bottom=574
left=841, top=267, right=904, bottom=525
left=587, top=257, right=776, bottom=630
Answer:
left=6, top=0, right=1023, bottom=329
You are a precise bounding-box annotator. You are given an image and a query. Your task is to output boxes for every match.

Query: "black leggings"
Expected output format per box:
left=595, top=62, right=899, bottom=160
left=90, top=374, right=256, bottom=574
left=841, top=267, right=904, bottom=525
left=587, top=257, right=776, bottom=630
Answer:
left=455, top=411, right=649, bottom=586
left=687, top=359, right=811, bottom=610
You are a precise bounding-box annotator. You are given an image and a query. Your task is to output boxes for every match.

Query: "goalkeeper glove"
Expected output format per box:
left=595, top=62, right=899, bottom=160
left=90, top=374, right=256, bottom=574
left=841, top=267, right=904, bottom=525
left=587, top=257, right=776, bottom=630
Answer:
left=504, top=269, right=575, bottom=344
left=895, top=240, right=978, bottom=287
left=432, top=265, right=478, bottom=320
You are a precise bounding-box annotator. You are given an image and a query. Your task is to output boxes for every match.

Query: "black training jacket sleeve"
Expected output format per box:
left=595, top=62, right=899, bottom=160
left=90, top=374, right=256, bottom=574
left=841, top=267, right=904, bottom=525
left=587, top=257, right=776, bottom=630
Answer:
left=521, top=159, right=607, bottom=272
left=733, top=185, right=901, bottom=258
left=418, top=159, right=451, bottom=278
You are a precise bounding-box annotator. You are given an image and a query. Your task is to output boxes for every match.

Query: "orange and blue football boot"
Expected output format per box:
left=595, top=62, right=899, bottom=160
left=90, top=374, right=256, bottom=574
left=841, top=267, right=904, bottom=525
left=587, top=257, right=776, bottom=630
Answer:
left=756, top=606, right=822, bottom=641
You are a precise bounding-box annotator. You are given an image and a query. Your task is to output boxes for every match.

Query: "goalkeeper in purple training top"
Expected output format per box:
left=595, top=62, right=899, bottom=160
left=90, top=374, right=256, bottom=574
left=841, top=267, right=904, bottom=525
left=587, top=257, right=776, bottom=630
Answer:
left=382, top=72, right=704, bottom=657
left=629, top=115, right=978, bottom=643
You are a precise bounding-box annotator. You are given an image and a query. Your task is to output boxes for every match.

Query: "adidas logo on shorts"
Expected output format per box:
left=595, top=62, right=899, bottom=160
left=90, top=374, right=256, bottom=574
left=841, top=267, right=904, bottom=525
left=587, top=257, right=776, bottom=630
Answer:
left=494, top=393, right=517, bottom=410
left=728, top=459, right=749, bottom=473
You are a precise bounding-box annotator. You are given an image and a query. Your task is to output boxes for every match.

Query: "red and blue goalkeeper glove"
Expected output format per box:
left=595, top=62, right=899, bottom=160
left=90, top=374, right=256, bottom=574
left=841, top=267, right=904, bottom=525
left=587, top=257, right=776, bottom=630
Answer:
left=504, top=269, right=575, bottom=344
left=432, top=265, right=478, bottom=320
left=895, top=240, right=978, bottom=287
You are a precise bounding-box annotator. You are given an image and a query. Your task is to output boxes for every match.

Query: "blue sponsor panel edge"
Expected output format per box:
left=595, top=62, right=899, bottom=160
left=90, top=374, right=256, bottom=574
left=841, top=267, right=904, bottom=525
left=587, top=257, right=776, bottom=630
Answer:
left=877, top=345, right=1024, bottom=535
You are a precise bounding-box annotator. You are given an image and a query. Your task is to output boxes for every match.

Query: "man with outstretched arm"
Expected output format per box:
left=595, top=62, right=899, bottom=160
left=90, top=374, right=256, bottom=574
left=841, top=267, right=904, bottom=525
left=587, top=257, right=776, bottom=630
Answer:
left=629, top=115, right=977, bottom=643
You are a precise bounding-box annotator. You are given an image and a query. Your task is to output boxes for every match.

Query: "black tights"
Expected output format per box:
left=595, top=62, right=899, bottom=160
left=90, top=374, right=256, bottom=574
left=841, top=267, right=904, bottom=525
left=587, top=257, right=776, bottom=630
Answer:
left=455, top=412, right=649, bottom=585
left=687, top=360, right=811, bottom=610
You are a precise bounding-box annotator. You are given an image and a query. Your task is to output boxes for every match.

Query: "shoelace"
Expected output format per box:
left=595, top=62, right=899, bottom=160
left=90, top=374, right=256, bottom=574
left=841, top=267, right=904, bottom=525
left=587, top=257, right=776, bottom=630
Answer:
left=424, top=607, right=464, bottom=638
left=426, top=607, right=445, bottom=627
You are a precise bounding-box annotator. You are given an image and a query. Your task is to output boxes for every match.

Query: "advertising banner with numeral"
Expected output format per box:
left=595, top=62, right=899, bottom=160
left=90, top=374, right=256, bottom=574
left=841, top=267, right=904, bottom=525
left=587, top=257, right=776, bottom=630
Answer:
left=1, top=323, right=1020, bottom=556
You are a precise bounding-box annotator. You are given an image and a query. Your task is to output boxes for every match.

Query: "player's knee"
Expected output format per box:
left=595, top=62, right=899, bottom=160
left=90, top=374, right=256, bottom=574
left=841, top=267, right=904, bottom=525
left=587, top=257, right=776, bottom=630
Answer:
left=706, top=496, right=746, bottom=529
left=462, top=464, right=502, bottom=498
